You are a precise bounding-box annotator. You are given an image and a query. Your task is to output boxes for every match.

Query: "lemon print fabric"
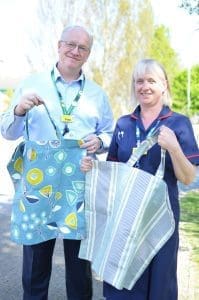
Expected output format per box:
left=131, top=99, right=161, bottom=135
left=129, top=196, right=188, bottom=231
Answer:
left=26, top=168, right=44, bottom=185
left=63, top=163, right=76, bottom=176
left=46, top=166, right=56, bottom=176
left=9, top=138, right=87, bottom=245
left=55, top=192, right=62, bottom=200
left=54, top=150, right=67, bottom=163
left=72, top=181, right=85, bottom=193
left=27, top=148, right=37, bottom=161
left=65, top=190, right=78, bottom=206
left=19, top=200, right=26, bottom=212
left=65, top=213, right=77, bottom=229
left=14, top=157, right=23, bottom=173
left=39, top=185, right=53, bottom=198
left=25, top=195, right=40, bottom=203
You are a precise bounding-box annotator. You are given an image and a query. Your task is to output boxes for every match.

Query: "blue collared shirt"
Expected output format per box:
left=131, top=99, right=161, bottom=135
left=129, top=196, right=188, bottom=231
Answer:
left=1, top=65, right=114, bottom=150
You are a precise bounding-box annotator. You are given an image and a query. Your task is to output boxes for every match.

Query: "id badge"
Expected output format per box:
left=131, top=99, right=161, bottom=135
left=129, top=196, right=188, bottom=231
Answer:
left=132, top=147, right=138, bottom=154
left=132, top=147, right=147, bottom=155
left=61, top=115, right=73, bottom=123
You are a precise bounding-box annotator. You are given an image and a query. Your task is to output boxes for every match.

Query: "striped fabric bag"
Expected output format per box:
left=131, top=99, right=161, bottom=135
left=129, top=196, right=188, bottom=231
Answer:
left=79, top=132, right=175, bottom=290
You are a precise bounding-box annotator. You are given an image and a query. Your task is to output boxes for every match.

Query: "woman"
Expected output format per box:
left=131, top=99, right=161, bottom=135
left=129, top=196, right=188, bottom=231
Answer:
left=81, top=59, right=199, bottom=299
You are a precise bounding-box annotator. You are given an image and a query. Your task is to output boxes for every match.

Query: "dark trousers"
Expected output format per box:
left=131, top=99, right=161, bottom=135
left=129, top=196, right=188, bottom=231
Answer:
left=22, top=239, right=92, bottom=300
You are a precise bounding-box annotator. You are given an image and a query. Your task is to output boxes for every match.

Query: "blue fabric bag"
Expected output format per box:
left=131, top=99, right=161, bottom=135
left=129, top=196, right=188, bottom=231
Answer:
left=7, top=104, right=86, bottom=245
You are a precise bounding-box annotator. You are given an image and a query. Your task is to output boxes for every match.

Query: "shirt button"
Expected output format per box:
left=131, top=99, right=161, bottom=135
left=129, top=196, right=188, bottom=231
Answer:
left=69, top=132, right=74, bottom=138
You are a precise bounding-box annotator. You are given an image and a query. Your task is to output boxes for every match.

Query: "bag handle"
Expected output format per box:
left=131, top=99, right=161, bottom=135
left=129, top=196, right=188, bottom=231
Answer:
left=126, top=128, right=166, bottom=179
left=25, top=102, right=62, bottom=140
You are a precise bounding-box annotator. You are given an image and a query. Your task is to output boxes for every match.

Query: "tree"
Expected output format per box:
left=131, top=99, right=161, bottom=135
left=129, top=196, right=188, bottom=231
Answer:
left=25, top=0, right=180, bottom=118
left=172, top=65, right=199, bottom=115
left=26, top=0, right=154, bottom=117
left=25, top=0, right=78, bottom=71
left=148, top=25, right=180, bottom=84
left=82, top=0, right=154, bottom=117
left=179, top=0, right=199, bottom=15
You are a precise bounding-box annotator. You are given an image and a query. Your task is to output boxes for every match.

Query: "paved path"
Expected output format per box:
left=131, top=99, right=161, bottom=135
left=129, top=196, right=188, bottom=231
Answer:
left=1, top=193, right=199, bottom=299
left=0, top=195, right=104, bottom=300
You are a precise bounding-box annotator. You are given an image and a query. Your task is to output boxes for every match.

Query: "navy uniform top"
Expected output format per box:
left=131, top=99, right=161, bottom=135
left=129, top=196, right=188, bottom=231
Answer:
left=107, top=105, right=199, bottom=222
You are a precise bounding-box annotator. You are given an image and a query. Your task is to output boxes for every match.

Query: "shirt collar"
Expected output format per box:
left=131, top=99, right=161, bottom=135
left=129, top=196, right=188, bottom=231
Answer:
left=53, top=64, right=84, bottom=84
left=130, top=105, right=173, bottom=120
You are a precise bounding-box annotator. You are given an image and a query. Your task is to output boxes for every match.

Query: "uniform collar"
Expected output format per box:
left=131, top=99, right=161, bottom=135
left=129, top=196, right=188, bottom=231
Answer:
left=130, top=105, right=173, bottom=120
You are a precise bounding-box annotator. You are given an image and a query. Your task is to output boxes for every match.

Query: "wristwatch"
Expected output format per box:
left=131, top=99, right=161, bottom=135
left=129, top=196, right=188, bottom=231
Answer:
left=97, top=137, right=103, bottom=149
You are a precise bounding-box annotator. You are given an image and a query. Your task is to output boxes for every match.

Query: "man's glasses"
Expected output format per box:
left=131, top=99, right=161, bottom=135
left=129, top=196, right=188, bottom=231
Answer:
left=60, top=41, right=90, bottom=54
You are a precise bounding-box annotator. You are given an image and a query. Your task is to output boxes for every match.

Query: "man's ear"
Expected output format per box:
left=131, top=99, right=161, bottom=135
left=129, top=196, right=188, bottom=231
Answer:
left=58, top=41, right=61, bottom=50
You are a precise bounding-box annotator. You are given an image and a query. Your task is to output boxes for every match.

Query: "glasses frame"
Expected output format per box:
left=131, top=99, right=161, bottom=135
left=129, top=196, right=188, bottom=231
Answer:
left=60, top=40, right=90, bottom=54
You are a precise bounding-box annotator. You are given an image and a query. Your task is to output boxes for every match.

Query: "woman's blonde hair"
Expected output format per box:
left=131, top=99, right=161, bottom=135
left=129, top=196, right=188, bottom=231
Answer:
left=131, top=59, right=172, bottom=108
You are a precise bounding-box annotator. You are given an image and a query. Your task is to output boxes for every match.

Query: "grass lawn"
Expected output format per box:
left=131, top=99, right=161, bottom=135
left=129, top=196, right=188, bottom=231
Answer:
left=180, top=190, right=199, bottom=299
left=179, top=190, right=199, bottom=300
left=180, top=191, right=199, bottom=264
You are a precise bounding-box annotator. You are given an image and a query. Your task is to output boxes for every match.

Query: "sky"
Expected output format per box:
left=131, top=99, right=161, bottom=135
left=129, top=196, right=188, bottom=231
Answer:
left=0, top=0, right=198, bottom=83
left=151, top=0, right=199, bottom=67
left=0, top=0, right=38, bottom=83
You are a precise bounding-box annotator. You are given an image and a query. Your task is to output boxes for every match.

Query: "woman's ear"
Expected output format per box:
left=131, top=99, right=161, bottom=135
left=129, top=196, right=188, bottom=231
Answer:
left=162, top=80, right=168, bottom=94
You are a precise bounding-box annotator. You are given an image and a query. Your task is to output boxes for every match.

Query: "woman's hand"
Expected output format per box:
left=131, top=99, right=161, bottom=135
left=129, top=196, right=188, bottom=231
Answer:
left=158, top=125, right=197, bottom=185
left=158, top=125, right=179, bottom=153
left=80, top=156, right=93, bottom=172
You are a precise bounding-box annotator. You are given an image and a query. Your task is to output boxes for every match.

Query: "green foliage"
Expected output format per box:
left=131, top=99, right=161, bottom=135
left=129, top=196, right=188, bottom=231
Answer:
left=148, top=25, right=180, bottom=83
left=172, top=65, right=199, bottom=115
left=85, top=0, right=154, bottom=118
left=180, top=191, right=199, bottom=263
left=172, top=71, right=187, bottom=113
left=28, top=0, right=183, bottom=119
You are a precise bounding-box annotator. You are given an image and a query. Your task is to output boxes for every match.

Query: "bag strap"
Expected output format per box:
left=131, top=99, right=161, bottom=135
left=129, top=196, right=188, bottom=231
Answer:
left=126, top=128, right=166, bottom=179
left=126, top=128, right=159, bottom=166
left=155, top=148, right=166, bottom=179
left=25, top=102, right=62, bottom=140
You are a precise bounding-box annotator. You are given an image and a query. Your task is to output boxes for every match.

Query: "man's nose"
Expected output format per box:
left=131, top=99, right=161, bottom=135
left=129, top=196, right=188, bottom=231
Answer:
left=71, top=45, right=80, bottom=54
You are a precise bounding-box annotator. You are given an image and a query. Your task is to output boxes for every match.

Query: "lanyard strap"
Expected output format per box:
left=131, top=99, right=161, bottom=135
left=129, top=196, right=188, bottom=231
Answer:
left=127, top=128, right=159, bottom=167
left=136, top=120, right=160, bottom=147
left=51, top=69, right=85, bottom=119
left=134, top=120, right=160, bottom=168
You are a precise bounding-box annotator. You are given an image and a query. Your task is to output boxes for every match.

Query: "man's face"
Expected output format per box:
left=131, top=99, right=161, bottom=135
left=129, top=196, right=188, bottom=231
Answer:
left=58, top=28, right=91, bottom=73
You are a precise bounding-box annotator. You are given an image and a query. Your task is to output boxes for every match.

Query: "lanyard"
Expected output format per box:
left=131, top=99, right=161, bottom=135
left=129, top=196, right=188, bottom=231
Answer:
left=51, top=69, right=85, bottom=123
left=136, top=120, right=160, bottom=147
left=134, top=119, right=160, bottom=168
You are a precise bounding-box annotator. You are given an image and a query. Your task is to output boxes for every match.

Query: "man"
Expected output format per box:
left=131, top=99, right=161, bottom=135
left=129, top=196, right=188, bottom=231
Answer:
left=1, top=25, right=114, bottom=300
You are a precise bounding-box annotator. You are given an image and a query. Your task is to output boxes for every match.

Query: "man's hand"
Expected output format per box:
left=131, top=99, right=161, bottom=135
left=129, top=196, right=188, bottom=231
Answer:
left=80, top=134, right=102, bottom=154
left=14, top=93, right=44, bottom=116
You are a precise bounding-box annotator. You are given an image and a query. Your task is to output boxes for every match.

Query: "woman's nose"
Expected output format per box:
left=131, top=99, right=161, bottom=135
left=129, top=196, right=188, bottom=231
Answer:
left=142, top=81, right=150, bottom=89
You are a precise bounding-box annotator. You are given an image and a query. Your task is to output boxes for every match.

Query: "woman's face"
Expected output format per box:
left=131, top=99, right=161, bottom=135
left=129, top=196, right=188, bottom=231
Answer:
left=134, top=73, right=167, bottom=108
